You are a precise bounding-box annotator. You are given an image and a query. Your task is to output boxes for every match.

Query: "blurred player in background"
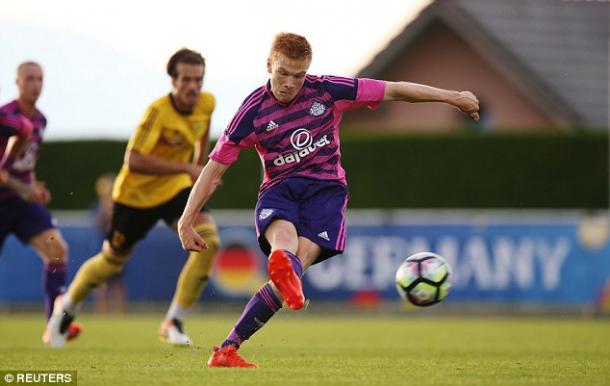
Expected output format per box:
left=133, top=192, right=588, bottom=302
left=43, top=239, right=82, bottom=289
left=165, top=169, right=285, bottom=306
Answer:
left=45, top=49, right=220, bottom=347
left=178, top=32, right=479, bottom=367
left=0, top=61, right=81, bottom=343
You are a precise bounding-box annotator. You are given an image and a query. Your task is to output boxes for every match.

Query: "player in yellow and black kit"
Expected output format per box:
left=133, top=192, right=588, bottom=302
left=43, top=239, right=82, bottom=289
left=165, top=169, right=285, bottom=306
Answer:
left=44, top=49, right=221, bottom=347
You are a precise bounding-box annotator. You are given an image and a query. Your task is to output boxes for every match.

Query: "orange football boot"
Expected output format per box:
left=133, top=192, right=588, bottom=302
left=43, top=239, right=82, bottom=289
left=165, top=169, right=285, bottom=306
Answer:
left=267, top=250, right=304, bottom=310
left=207, top=345, right=257, bottom=368
left=67, top=323, right=82, bottom=340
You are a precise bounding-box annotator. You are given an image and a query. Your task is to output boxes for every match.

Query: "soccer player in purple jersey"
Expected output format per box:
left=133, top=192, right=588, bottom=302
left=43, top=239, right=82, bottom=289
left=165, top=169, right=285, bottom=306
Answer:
left=0, top=106, right=31, bottom=184
left=0, top=62, right=81, bottom=344
left=177, top=32, right=479, bottom=368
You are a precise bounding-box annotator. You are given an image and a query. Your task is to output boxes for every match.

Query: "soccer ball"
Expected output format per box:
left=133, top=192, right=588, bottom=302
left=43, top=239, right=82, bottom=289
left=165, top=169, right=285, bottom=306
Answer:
left=395, top=252, right=451, bottom=307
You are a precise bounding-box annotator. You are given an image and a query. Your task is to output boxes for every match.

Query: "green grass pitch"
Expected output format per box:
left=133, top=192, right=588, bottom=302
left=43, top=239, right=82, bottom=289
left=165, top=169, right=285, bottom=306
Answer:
left=0, top=312, right=609, bottom=385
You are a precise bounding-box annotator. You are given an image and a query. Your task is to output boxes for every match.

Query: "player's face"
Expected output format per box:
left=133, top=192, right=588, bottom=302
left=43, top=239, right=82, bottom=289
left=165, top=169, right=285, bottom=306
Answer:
left=171, top=63, right=204, bottom=111
left=16, top=64, right=43, bottom=105
left=267, top=53, right=311, bottom=104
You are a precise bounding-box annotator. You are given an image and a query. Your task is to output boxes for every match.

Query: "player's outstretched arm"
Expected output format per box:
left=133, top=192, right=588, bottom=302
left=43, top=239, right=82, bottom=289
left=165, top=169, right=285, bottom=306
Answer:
left=383, top=81, right=480, bottom=121
left=126, top=150, right=203, bottom=182
left=178, top=159, right=229, bottom=252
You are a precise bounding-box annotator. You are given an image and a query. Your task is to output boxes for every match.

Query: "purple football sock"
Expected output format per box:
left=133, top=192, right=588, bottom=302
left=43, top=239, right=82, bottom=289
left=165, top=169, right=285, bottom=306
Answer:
left=222, top=282, right=282, bottom=348
left=43, top=262, right=67, bottom=320
left=283, top=250, right=303, bottom=277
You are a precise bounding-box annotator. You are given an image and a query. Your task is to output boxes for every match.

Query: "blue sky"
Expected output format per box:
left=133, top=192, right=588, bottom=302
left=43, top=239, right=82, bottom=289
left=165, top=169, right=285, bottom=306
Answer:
left=0, top=0, right=429, bottom=139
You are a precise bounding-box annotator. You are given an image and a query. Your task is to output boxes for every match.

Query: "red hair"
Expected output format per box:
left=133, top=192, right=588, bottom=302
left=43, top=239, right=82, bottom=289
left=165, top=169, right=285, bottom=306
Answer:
left=269, top=32, right=312, bottom=60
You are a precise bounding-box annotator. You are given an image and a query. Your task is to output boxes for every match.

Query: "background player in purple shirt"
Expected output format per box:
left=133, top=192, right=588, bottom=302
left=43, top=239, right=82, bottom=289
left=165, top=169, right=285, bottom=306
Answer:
left=0, top=62, right=80, bottom=344
left=178, top=32, right=479, bottom=367
left=0, top=107, right=31, bottom=185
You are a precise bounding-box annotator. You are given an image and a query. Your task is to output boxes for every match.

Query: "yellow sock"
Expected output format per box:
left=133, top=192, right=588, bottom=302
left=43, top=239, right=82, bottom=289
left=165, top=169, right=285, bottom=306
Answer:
left=172, top=223, right=220, bottom=308
left=68, top=252, right=128, bottom=304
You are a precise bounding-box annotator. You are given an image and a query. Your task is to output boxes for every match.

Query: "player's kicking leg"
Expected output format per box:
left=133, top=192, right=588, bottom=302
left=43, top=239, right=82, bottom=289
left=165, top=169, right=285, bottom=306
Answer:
left=208, top=182, right=343, bottom=366
left=264, top=220, right=305, bottom=310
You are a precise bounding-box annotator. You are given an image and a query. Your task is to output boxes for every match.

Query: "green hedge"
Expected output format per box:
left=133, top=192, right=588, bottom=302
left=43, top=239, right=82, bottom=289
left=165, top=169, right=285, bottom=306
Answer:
left=340, top=132, right=607, bottom=209
left=37, top=140, right=126, bottom=210
left=36, top=133, right=608, bottom=210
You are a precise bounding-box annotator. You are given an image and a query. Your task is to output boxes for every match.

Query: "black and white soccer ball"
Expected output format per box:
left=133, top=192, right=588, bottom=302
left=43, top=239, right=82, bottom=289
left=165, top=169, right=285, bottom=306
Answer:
left=395, top=252, right=452, bottom=307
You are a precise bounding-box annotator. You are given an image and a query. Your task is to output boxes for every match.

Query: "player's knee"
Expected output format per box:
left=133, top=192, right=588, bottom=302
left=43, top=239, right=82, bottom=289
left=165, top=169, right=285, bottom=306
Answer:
left=100, top=242, right=130, bottom=272
left=44, top=237, right=69, bottom=264
left=100, top=252, right=128, bottom=275
left=102, top=239, right=132, bottom=259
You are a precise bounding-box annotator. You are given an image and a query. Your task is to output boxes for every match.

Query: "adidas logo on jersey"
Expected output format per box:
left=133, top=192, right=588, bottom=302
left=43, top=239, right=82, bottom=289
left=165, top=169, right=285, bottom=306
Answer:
left=273, top=135, right=331, bottom=166
left=266, top=121, right=279, bottom=131
left=317, top=231, right=330, bottom=241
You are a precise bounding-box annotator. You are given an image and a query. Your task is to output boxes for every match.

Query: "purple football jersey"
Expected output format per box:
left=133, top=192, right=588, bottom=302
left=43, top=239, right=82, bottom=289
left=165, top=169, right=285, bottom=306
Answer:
left=0, top=100, right=47, bottom=201
left=210, top=76, right=385, bottom=193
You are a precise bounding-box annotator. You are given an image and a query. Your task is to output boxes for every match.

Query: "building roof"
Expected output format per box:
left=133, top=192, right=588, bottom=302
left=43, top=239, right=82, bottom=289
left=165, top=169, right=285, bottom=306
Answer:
left=357, top=0, right=609, bottom=128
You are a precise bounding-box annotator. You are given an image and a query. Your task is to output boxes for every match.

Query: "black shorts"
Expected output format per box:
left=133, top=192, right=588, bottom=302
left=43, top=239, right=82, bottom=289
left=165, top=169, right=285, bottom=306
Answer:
left=107, top=188, right=208, bottom=253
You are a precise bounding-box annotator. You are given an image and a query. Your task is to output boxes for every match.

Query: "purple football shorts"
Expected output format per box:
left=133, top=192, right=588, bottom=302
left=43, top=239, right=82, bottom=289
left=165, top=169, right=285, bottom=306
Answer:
left=255, top=177, right=349, bottom=264
left=0, top=196, right=55, bottom=251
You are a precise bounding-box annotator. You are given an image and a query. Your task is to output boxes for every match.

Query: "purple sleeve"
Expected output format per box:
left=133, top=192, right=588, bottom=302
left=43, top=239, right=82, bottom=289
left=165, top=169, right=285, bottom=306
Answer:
left=322, top=76, right=358, bottom=101
left=335, top=78, right=386, bottom=112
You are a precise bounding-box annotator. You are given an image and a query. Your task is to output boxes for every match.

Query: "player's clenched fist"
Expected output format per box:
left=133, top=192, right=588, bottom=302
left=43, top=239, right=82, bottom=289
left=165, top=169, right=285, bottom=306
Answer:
left=454, top=91, right=479, bottom=121
left=177, top=219, right=208, bottom=252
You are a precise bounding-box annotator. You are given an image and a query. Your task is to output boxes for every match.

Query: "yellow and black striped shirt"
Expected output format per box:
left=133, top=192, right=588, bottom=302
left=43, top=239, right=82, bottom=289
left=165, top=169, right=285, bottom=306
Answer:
left=113, top=92, right=215, bottom=208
